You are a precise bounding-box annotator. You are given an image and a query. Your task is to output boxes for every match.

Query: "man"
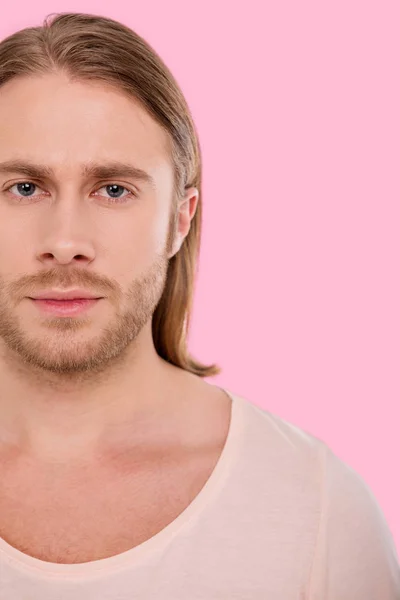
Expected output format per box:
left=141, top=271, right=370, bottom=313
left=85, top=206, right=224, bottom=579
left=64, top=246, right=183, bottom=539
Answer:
left=0, top=12, right=398, bottom=600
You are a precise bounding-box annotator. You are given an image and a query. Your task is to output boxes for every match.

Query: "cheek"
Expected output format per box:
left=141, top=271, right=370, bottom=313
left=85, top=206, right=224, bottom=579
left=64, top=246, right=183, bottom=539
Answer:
left=0, top=221, right=33, bottom=270
left=128, top=200, right=172, bottom=256
left=103, top=207, right=170, bottom=269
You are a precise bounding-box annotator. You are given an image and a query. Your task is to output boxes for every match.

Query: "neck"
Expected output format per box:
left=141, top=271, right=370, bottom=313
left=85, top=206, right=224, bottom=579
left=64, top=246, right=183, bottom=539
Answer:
left=0, top=329, right=192, bottom=464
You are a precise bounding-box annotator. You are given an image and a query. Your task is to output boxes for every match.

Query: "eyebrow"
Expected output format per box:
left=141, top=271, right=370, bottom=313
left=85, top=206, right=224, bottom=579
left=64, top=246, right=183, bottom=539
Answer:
left=0, top=159, right=157, bottom=190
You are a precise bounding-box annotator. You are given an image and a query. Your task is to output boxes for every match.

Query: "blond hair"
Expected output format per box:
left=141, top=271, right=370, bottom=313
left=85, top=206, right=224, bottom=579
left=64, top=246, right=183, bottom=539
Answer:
left=0, top=12, right=221, bottom=377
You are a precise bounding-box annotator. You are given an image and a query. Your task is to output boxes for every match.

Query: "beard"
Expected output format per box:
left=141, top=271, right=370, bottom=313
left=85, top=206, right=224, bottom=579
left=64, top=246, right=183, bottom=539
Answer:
left=0, top=248, right=170, bottom=382
left=0, top=197, right=179, bottom=384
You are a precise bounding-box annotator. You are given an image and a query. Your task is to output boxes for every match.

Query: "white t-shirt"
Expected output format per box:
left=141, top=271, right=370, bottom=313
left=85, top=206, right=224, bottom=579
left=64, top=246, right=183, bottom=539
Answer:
left=0, top=388, right=399, bottom=599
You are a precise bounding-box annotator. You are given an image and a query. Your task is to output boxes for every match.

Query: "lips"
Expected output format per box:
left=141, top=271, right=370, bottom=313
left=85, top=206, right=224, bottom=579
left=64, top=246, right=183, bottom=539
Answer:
left=33, top=297, right=95, bottom=301
left=30, top=297, right=101, bottom=316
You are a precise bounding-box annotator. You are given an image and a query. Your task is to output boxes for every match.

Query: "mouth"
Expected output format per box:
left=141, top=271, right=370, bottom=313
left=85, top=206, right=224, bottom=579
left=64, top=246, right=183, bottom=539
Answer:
left=29, top=297, right=102, bottom=316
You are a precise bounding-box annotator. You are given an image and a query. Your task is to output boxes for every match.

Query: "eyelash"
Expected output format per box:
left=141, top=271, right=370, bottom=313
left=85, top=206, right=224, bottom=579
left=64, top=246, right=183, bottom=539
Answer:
left=3, top=181, right=137, bottom=204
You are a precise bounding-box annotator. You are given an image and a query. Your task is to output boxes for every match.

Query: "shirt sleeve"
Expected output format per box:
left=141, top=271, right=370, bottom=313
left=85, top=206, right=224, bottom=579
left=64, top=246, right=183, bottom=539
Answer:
left=307, top=442, right=400, bottom=599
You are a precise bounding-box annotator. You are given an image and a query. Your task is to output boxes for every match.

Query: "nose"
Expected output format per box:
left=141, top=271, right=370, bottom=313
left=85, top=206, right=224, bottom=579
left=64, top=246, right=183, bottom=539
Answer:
left=35, top=204, right=96, bottom=267
left=38, top=248, right=95, bottom=266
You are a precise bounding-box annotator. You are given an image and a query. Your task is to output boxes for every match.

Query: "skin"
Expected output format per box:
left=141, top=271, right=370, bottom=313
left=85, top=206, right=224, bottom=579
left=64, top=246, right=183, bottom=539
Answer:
left=0, top=72, right=225, bottom=469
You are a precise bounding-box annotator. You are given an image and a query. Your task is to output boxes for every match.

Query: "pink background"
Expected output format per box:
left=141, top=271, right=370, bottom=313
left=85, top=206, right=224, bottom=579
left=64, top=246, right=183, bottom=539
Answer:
left=1, top=2, right=399, bottom=552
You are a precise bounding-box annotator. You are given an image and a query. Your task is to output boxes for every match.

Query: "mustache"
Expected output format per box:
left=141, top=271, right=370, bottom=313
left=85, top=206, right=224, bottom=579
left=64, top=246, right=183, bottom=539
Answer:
left=3, top=252, right=170, bottom=300
left=8, top=269, right=116, bottom=299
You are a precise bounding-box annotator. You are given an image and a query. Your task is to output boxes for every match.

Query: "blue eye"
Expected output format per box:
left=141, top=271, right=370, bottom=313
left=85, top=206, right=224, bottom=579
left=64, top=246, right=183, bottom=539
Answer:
left=5, top=182, right=136, bottom=204
left=96, top=184, right=132, bottom=201
left=15, top=182, right=40, bottom=197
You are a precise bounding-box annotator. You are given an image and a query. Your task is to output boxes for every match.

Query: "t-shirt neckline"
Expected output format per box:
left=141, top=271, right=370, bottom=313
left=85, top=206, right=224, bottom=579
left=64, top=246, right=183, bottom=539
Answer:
left=0, top=386, right=246, bottom=577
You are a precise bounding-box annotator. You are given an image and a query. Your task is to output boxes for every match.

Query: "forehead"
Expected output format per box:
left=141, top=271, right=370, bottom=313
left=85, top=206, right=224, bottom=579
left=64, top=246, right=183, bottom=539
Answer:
left=0, top=73, right=171, bottom=178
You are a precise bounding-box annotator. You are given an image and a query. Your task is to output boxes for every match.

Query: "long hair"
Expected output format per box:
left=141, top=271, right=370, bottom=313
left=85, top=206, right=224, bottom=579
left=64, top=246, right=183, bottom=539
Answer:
left=0, top=12, right=221, bottom=377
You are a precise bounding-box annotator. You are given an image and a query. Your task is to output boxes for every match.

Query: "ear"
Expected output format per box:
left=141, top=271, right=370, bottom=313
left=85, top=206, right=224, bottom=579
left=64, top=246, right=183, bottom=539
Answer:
left=168, top=187, right=199, bottom=258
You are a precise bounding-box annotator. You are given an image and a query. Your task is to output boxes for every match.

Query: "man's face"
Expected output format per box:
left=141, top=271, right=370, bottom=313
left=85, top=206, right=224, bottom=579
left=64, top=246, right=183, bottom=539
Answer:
left=0, top=73, right=179, bottom=376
